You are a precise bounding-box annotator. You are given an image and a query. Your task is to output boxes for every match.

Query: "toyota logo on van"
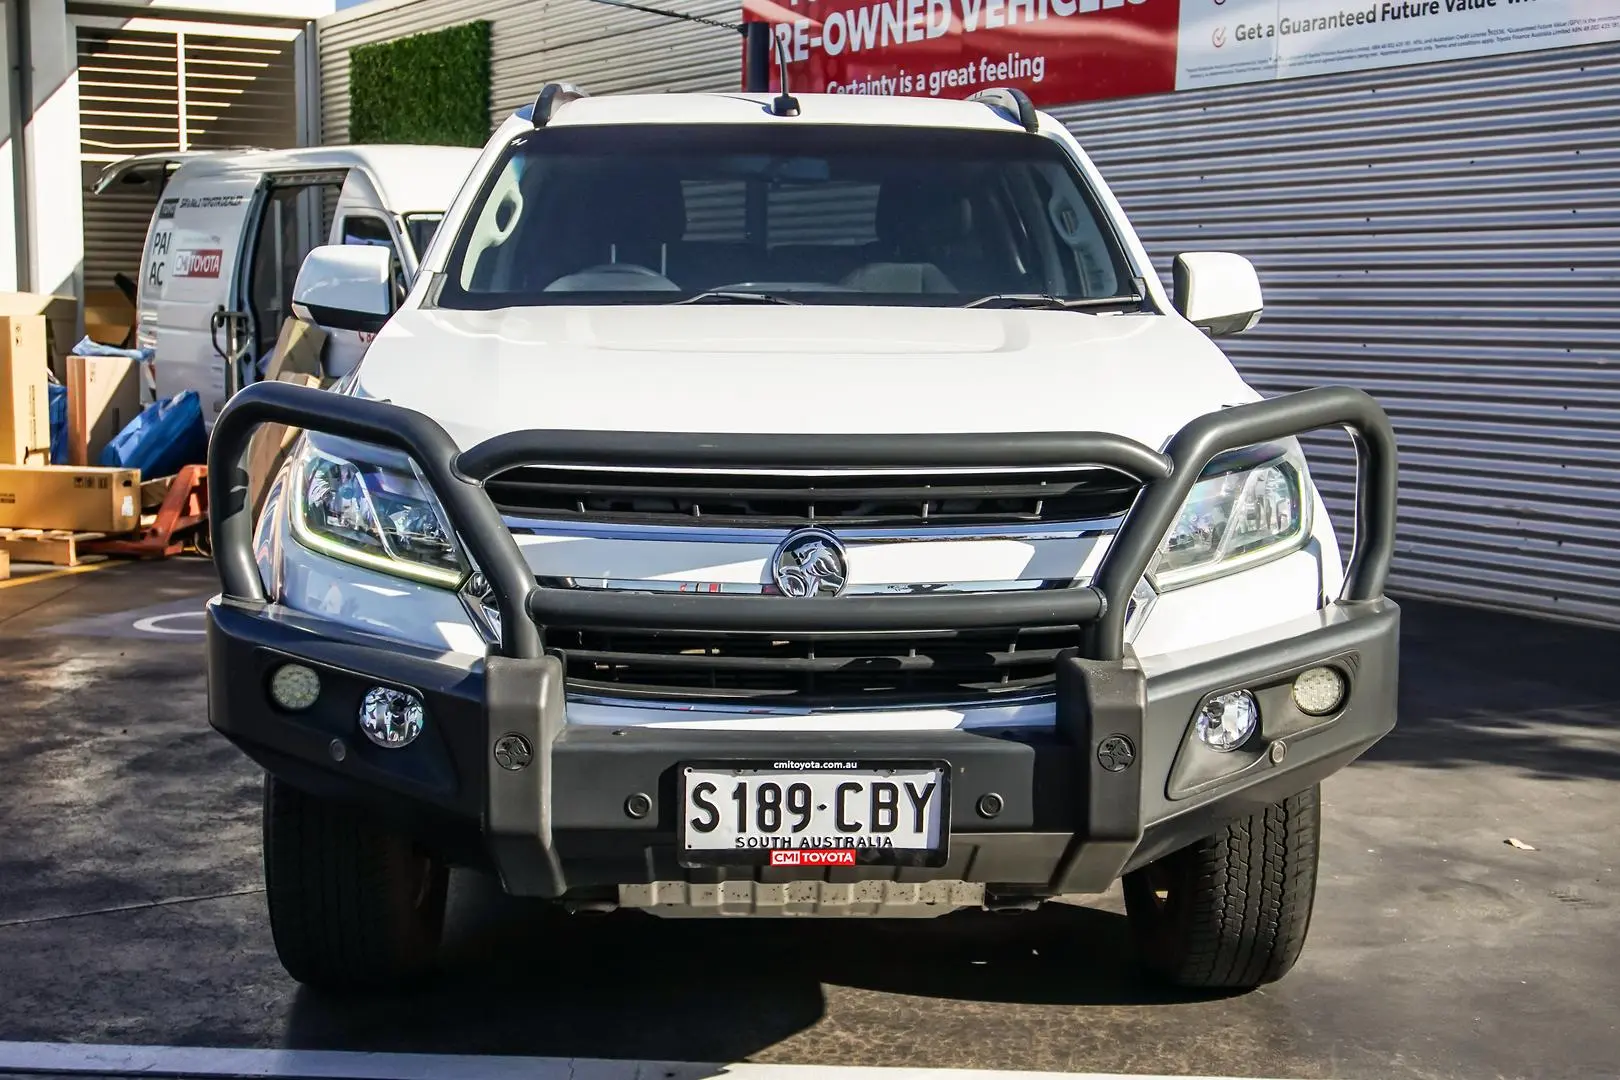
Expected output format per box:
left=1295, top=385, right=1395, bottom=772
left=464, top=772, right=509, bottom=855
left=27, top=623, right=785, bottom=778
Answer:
left=173, top=249, right=223, bottom=278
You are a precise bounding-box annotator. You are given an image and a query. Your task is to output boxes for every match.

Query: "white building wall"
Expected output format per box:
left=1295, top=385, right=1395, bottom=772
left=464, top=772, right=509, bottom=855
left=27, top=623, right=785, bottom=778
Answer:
left=0, top=3, right=18, bottom=293
left=24, top=0, right=83, bottom=298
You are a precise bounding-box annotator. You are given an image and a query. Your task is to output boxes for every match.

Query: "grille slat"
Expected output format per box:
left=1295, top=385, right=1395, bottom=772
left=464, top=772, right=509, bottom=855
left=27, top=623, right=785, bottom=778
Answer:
left=554, top=626, right=1079, bottom=706
left=487, top=467, right=1139, bottom=527
left=559, top=645, right=1063, bottom=672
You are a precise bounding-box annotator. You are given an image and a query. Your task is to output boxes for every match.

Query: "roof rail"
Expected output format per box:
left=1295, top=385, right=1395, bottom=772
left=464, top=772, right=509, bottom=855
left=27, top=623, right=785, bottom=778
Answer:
left=533, top=82, right=589, bottom=128
left=969, top=87, right=1039, bottom=134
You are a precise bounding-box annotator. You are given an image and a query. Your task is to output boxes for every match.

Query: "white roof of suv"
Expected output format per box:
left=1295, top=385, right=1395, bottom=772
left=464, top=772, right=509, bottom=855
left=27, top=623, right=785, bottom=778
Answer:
left=536, top=91, right=1048, bottom=133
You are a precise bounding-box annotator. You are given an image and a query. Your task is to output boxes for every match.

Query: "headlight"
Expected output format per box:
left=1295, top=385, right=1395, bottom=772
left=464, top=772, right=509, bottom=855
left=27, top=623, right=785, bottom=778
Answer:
left=288, top=434, right=467, bottom=587
left=1151, top=442, right=1312, bottom=590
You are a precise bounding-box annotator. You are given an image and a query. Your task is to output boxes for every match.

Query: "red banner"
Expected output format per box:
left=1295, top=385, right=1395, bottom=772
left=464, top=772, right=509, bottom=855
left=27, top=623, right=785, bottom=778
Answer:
left=741, top=0, right=1179, bottom=106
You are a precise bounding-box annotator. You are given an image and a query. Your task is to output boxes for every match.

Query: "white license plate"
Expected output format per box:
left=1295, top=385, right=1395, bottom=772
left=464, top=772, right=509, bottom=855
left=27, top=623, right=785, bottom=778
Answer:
left=680, top=761, right=950, bottom=866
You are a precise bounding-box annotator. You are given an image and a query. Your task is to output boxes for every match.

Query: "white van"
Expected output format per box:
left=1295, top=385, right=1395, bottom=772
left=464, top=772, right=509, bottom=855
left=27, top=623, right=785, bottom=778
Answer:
left=93, top=145, right=481, bottom=425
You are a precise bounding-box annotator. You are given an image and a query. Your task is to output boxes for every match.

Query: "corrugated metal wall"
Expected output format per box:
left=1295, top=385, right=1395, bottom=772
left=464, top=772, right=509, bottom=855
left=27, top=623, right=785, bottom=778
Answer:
left=1059, top=42, right=1620, bottom=627
left=318, top=0, right=737, bottom=145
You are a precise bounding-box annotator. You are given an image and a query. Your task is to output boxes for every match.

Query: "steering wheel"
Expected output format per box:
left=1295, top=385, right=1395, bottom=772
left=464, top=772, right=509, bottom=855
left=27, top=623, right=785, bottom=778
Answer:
left=577, top=264, right=677, bottom=284
left=545, top=263, right=680, bottom=292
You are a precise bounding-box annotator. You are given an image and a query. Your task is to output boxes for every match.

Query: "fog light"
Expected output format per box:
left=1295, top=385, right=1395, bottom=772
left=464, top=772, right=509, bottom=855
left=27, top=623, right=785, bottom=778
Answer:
left=269, top=663, right=321, bottom=711
left=1196, top=690, right=1259, bottom=752
left=1292, top=666, right=1347, bottom=716
left=358, top=686, right=425, bottom=748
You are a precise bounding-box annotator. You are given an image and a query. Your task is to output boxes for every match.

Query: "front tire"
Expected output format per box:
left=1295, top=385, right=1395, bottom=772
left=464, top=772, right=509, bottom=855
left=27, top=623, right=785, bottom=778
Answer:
left=262, top=774, right=448, bottom=990
left=1123, top=784, right=1320, bottom=990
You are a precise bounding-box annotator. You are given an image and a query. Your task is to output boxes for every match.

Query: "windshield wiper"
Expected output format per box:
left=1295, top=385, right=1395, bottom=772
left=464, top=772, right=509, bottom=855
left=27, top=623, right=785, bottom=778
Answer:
left=963, top=293, right=1144, bottom=312
left=677, top=290, right=802, bottom=306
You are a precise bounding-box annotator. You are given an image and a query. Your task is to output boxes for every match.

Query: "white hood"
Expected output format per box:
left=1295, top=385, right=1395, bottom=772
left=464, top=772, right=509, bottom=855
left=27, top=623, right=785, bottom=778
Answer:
left=353, top=305, right=1259, bottom=452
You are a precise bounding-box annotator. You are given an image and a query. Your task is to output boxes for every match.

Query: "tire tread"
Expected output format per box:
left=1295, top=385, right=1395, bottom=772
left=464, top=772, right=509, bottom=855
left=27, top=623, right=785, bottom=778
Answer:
left=1124, top=784, right=1320, bottom=990
left=262, top=775, right=446, bottom=990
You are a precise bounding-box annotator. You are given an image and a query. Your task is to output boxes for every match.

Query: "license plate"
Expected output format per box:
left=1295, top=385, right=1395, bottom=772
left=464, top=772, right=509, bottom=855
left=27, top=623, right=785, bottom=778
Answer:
left=679, top=760, right=950, bottom=867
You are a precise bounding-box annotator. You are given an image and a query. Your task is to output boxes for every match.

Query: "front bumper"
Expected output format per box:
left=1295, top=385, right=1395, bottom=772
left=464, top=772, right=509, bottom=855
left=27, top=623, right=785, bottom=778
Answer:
left=205, top=381, right=1400, bottom=907
left=209, top=595, right=1397, bottom=901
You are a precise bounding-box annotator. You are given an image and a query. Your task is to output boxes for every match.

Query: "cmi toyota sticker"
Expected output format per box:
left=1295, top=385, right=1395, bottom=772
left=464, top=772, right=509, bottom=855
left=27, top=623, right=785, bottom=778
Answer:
left=172, top=249, right=223, bottom=278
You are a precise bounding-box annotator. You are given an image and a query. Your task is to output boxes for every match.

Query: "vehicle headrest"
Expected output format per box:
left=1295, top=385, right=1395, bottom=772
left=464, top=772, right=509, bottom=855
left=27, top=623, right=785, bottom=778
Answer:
left=876, top=182, right=974, bottom=248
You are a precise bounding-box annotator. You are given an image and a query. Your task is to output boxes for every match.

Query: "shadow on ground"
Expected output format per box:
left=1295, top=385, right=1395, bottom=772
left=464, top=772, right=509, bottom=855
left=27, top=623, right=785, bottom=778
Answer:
left=282, top=880, right=1211, bottom=1061
left=1364, top=599, right=1620, bottom=781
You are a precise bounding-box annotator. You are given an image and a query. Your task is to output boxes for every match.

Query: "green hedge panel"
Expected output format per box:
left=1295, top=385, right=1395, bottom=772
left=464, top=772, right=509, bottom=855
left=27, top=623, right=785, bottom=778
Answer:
left=349, top=21, right=492, bottom=147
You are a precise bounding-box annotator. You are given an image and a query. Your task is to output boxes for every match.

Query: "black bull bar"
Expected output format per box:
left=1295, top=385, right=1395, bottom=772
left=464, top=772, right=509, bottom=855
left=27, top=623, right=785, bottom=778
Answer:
left=207, top=382, right=1398, bottom=658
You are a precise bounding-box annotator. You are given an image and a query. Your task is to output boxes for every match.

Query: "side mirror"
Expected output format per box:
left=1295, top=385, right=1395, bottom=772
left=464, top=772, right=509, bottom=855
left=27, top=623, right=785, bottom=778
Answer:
left=292, top=245, right=394, bottom=335
left=1172, top=252, right=1263, bottom=337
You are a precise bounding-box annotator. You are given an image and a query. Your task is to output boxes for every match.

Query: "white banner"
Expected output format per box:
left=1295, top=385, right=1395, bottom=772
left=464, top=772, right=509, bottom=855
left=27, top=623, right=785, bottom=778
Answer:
left=1178, top=0, right=1620, bottom=92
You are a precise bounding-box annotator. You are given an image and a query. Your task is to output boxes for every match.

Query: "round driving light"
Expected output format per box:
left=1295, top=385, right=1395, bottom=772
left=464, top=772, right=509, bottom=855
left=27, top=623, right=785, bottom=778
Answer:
left=1196, top=690, right=1259, bottom=752
left=1292, top=666, right=1347, bottom=716
left=269, top=663, right=321, bottom=711
left=358, top=686, right=425, bottom=748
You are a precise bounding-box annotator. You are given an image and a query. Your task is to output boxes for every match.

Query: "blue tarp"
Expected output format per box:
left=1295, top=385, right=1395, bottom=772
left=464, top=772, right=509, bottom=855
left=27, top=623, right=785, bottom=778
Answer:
left=98, top=390, right=207, bottom=479
left=48, top=383, right=67, bottom=464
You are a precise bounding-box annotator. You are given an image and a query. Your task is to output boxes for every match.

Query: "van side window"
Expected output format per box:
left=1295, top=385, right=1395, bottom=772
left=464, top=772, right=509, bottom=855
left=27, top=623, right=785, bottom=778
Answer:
left=341, top=214, right=407, bottom=305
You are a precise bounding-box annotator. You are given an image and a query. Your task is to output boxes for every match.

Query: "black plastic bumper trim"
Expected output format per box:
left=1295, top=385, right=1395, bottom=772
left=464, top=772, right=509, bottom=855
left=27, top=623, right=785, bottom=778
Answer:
left=206, top=594, right=1398, bottom=899
left=529, top=581, right=1105, bottom=633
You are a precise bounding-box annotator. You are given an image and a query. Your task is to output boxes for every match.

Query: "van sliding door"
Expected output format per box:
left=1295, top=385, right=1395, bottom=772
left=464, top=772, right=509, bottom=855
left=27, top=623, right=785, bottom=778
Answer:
left=142, top=171, right=263, bottom=427
left=230, top=170, right=348, bottom=392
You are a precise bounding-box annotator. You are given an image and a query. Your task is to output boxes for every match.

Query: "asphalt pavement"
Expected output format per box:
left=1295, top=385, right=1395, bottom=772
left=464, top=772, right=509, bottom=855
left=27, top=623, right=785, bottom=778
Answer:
left=0, top=558, right=1615, bottom=1079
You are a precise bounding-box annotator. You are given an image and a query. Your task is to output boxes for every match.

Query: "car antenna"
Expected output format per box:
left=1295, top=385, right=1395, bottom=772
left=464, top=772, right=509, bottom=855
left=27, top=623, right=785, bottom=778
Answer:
left=581, top=0, right=799, bottom=115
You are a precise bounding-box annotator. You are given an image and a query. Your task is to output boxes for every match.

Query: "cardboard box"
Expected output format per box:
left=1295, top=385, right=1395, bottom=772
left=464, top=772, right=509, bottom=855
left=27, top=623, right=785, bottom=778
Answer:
left=0, top=464, right=141, bottom=532
left=247, top=372, right=323, bottom=518
left=0, top=292, right=79, bottom=380
left=265, top=317, right=327, bottom=382
left=0, top=315, right=51, bottom=466
left=83, top=289, right=137, bottom=348
left=243, top=320, right=331, bottom=517
left=67, top=352, right=141, bottom=466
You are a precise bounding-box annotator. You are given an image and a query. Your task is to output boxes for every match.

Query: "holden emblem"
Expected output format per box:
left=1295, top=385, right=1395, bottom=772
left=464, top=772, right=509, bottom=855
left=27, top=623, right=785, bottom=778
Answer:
left=770, top=528, right=849, bottom=598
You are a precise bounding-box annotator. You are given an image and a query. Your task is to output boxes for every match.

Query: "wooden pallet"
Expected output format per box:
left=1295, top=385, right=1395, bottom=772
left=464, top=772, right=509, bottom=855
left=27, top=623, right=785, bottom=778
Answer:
left=0, top=528, right=107, bottom=567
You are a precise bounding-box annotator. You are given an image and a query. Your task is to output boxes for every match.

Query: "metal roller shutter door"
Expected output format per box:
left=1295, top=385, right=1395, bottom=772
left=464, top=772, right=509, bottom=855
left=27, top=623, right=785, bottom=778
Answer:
left=81, top=166, right=158, bottom=297
left=1058, top=43, right=1620, bottom=628
left=77, top=21, right=299, bottom=293
left=77, top=25, right=177, bottom=293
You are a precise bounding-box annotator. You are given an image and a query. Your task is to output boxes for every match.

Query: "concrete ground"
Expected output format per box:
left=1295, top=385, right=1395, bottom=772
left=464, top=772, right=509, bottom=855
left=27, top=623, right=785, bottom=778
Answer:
left=0, top=558, right=1615, bottom=1079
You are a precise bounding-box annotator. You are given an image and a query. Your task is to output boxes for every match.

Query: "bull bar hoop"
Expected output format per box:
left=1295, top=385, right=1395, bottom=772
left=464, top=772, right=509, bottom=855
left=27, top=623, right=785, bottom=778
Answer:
left=208, top=383, right=1397, bottom=664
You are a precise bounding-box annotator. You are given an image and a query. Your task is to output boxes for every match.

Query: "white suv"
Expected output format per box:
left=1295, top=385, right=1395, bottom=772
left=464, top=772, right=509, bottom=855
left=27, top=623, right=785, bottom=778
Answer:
left=206, top=84, right=1400, bottom=993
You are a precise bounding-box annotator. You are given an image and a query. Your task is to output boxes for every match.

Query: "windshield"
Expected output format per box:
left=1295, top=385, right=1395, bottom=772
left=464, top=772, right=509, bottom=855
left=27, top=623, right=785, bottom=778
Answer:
left=436, top=124, right=1136, bottom=309
left=403, top=213, right=444, bottom=263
